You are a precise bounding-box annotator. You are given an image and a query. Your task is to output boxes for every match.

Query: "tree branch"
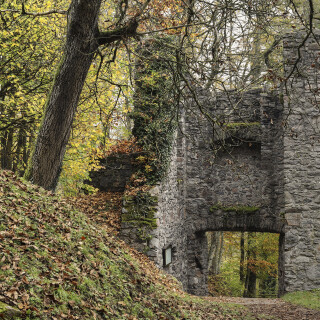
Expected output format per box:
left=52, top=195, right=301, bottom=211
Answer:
left=0, top=8, right=67, bottom=16
left=137, top=22, right=207, bottom=36
left=97, top=18, right=139, bottom=46
left=0, top=116, right=38, bottom=131
left=285, top=0, right=314, bottom=81
left=263, top=37, right=281, bottom=69
left=97, top=0, right=152, bottom=46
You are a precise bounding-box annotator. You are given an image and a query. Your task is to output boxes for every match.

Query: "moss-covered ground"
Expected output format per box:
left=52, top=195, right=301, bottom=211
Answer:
left=0, top=169, right=274, bottom=319
left=282, top=289, right=320, bottom=310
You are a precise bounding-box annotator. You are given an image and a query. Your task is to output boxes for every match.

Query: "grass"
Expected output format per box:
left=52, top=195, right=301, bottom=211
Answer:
left=282, top=289, right=320, bottom=310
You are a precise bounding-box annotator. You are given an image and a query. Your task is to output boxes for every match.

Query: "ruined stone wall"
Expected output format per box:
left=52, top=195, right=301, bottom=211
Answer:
left=148, top=129, right=188, bottom=281
left=91, top=31, right=320, bottom=296
left=177, top=89, right=285, bottom=295
left=282, top=31, right=320, bottom=291
left=88, top=153, right=138, bottom=192
left=119, top=114, right=189, bottom=282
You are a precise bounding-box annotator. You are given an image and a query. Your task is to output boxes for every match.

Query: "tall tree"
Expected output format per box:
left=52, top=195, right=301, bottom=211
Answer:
left=243, top=233, right=257, bottom=298
left=24, top=0, right=141, bottom=190
left=0, top=1, right=64, bottom=174
left=6, top=0, right=313, bottom=190
left=207, top=232, right=224, bottom=276
left=240, top=232, right=245, bottom=283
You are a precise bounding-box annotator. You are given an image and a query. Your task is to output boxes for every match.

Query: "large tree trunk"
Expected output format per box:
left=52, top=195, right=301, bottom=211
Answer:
left=240, top=232, right=245, bottom=283
left=25, top=0, right=101, bottom=190
left=24, top=0, right=138, bottom=190
left=207, top=231, right=224, bottom=275
left=243, top=232, right=257, bottom=298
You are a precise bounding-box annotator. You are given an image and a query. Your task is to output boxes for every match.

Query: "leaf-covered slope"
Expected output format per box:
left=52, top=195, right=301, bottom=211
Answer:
left=0, top=170, right=257, bottom=320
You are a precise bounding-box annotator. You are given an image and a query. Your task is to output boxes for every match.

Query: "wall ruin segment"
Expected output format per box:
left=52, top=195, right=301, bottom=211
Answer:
left=142, top=31, right=320, bottom=295
left=93, top=31, right=320, bottom=296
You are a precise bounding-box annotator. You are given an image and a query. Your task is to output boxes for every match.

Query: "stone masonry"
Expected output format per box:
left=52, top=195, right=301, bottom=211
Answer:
left=93, top=31, right=320, bottom=296
left=143, top=31, right=320, bottom=296
left=149, top=87, right=287, bottom=296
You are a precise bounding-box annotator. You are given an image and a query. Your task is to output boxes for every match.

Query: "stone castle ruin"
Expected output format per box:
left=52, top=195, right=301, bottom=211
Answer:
left=90, top=31, right=320, bottom=296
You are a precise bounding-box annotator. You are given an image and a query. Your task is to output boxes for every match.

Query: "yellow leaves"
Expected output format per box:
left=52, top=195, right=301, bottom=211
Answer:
left=136, top=155, right=146, bottom=162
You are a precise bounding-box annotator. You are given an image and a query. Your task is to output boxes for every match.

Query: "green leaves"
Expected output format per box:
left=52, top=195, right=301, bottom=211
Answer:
left=0, top=0, right=66, bottom=173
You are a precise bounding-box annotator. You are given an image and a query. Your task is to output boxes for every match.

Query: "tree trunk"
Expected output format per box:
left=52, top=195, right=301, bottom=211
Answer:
left=244, top=268, right=257, bottom=298
left=243, top=232, right=257, bottom=298
left=1, top=132, right=8, bottom=169
left=1, top=112, right=14, bottom=171
left=24, top=0, right=138, bottom=190
left=25, top=130, right=34, bottom=168
left=14, top=124, right=27, bottom=175
left=240, top=232, right=245, bottom=283
left=207, top=231, right=224, bottom=275
left=24, top=0, right=101, bottom=190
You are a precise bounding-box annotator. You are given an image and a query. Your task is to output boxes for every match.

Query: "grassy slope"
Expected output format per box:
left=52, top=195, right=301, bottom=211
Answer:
left=282, top=289, right=320, bottom=311
left=0, top=169, right=260, bottom=320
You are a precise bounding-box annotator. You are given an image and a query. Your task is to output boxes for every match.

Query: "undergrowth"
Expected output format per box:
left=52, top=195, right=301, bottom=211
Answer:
left=0, top=170, right=268, bottom=319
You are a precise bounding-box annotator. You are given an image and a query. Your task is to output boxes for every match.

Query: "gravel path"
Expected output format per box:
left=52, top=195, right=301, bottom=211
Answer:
left=206, top=297, right=320, bottom=320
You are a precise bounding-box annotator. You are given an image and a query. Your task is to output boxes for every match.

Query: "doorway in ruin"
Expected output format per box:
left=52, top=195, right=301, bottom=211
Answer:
left=206, top=231, right=283, bottom=298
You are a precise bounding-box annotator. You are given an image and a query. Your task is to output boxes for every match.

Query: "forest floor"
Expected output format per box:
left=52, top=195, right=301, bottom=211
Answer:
left=206, top=297, right=320, bottom=320
left=1, top=170, right=319, bottom=319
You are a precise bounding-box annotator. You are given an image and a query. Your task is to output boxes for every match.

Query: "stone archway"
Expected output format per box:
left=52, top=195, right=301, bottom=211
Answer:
left=141, top=32, right=320, bottom=294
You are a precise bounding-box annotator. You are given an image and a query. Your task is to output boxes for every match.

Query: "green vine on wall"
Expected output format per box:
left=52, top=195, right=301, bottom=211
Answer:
left=129, top=36, right=178, bottom=186
left=122, top=192, right=158, bottom=229
left=122, top=37, right=178, bottom=246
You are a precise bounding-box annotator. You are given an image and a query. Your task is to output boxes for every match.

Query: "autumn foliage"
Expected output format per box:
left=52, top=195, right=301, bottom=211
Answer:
left=0, top=169, right=264, bottom=319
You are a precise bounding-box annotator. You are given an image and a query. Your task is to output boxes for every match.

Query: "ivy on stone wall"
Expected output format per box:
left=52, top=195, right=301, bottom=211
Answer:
left=122, top=192, right=158, bottom=229
left=120, top=37, right=179, bottom=250
left=129, top=36, right=178, bottom=186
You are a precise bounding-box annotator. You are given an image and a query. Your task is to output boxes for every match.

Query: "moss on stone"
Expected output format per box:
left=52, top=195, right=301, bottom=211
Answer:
left=122, top=192, right=158, bottom=241
left=210, top=203, right=260, bottom=213
left=225, top=122, right=261, bottom=128
left=123, top=218, right=157, bottom=229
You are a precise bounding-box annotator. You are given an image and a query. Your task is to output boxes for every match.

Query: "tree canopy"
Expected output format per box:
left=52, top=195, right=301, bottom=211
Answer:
left=0, top=0, right=318, bottom=191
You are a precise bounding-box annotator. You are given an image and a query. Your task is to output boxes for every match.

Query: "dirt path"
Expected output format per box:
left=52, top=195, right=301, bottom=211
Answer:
left=206, top=297, right=320, bottom=320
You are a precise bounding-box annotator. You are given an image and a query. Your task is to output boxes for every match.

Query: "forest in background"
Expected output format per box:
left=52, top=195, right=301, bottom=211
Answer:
left=207, top=232, right=279, bottom=298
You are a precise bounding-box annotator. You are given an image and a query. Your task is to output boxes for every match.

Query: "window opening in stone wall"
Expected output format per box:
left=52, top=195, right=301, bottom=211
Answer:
left=163, top=246, right=172, bottom=267
left=206, top=231, right=279, bottom=298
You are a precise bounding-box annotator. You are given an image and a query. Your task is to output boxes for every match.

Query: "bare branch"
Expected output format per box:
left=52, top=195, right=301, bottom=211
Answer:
left=0, top=8, right=67, bottom=16
left=97, top=18, right=138, bottom=46
left=285, top=0, right=314, bottom=80
left=137, top=22, right=208, bottom=35
left=264, top=37, right=282, bottom=69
